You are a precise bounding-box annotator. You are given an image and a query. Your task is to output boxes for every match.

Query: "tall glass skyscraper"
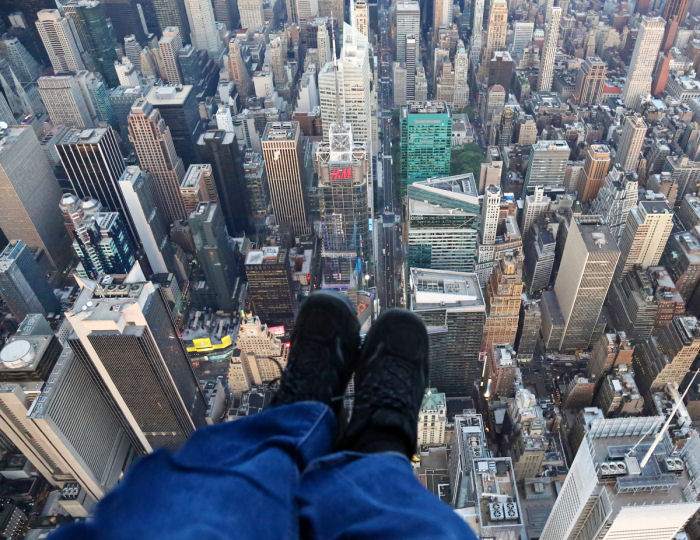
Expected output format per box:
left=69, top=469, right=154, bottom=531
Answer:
left=400, top=101, right=453, bottom=191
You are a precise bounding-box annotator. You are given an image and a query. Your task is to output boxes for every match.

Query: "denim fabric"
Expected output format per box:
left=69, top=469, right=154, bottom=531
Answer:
left=49, top=402, right=477, bottom=540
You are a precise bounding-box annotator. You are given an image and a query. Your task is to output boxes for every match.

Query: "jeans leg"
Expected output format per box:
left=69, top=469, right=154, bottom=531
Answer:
left=298, top=452, right=478, bottom=540
left=49, top=402, right=336, bottom=540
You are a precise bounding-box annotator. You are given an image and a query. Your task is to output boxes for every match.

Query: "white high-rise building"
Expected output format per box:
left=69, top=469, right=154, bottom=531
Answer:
left=318, top=24, right=371, bottom=146
left=590, top=168, right=639, bottom=240
left=118, top=166, right=171, bottom=275
left=296, top=0, right=319, bottom=21
left=453, top=43, right=469, bottom=106
left=521, top=185, right=549, bottom=234
left=35, top=9, right=85, bottom=75
left=352, top=0, right=369, bottom=39
left=396, top=1, right=420, bottom=64
left=540, top=415, right=699, bottom=540
left=433, top=0, right=452, bottom=31
left=184, top=0, right=222, bottom=56
left=405, top=35, right=417, bottom=100
left=238, top=0, right=265, bottom=29
left=393, top=62, right=407, bottom=106
left=115, top=57, right=140, bottom=86
left=482, top=0, right=508, bottom=65
left=296, top=65, right=319, bottom=112
left=615, top=200, right=674, bottom=281
left=622, top=16, right=665, bottom=109
left=317, top=21, right=332, bottom=68
left=616, top=115, right=647, bottom=173
left=38, top=75, right=95, bottom=128
left=512, top=21, right=534, bottom=55
left=470, top=0, right=485, bottom=62
left=158, top=27, right=183, bottom=85
left=481, top=184, right=501, bottom=244
left=537, top=6, right=561, bottom=91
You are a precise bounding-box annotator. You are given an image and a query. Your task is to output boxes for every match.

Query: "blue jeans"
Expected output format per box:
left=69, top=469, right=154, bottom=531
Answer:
left=50, top=402, right=476, bottom=540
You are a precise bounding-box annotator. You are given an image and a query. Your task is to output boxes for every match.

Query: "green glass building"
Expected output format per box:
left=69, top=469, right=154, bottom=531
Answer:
left=400, top=101, right=453, bottom=192
left=407, top=174, right=480, bottom=272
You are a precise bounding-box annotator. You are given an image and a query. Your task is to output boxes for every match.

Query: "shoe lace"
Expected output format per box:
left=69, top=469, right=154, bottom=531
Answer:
left=353, top=344, right=417, bottom=413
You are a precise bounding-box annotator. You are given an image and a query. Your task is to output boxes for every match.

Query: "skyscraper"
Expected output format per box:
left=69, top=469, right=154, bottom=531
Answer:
left=577, top=144, right=611, bottom=203
left=0, top=125, right=71, bottom=270
left=537, top=6, right=561, bottom=92
left=482, top=0, right=508, bottom=66
left=395, top=1, right=420, bottom=64
left=67, top=277, right=207, bottom=450
left=406, top=174, right=480, bottom=272
left=118, top=166, right=171, bottom=275
left=318, top=24, right=372, bottom=145
left=315, top=124, right=370, bottom=257
left=661, top=0, right=689, bottom=53
left=634, top=315, right=700, bottom=392
left=56, top=127, right=133, bottom=239
left=0, top=36, right=41, bottom=83
left=227, top=39, right=252, bottom=99
left=61, top=0, right=120, bottom=87
left=591, top=167, right=639, bottom=240
left=482, top=255, right=523, bottom=352
left=35, top=9, right=85, bottom=75
left=0, top=321, right=141, bottom=511
left=552, top=217, right=620, bottom=351
left=184, top=0, right=222, bottom=56
left=352, top=0, right=369, bottom=39
left=261, top=121, right=309, bottom=236
left=615, top=200, right=673, bottom=281
left=238, top=0, right=265, bottom=29
left=540, top=415, right=699, bottom=540
left=189, top=202, right=242, bottom=311
left=179, top=163, right=219, bottom=214
left=523, top=221, right=556, bottom=295
left=197, top=130, right=252, bottom=234
left=400, top=101, right=452, bottom=188
left=453, top=44, right=469, bottom=106
left=151, top=0, right=190, bottom=39
left=295, top=0, right=319, bottom=21
left=511, top=22, right=534, bottom=56
left=59, top=195, right=136, bottom=278
left=524, top=140, right=570, bottom=192
left=409, top=268, right=486, bottom=396
left=0, top=240, right=60, bottom=320
left=38, top=75, right=95, bottom=128
left=146, top=85, right=203, bottom=167
left=521, top=185, right=549, bottom=235
left=622, top=16, right=665, bottom=109
left=158, top=27, right=183, bottom=85
left=127, top=98, right=187, bottom=223
left=616, top=115, right=647, bottom=172
left=245, top=246, right=296, bottom=330
left=574, top=56, right=606, bottom=105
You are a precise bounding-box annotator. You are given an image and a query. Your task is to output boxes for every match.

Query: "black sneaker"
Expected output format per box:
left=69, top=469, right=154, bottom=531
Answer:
left=340, top=308, right=429, bottom=458
left=271, top=291, right=360, bottom=417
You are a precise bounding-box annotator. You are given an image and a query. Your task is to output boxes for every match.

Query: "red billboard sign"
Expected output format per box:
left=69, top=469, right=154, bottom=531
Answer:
left=330, top=168, right=352, bottom=180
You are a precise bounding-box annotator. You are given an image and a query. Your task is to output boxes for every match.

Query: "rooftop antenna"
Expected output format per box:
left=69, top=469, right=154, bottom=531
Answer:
left=639, top=370, right=699, bottom=468
left=626, top=370, right=699, bottom=464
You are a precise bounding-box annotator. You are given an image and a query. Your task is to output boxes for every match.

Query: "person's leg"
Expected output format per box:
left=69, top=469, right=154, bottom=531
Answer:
left=49, top=291, right=361, bottom=540
left=298, top=309, right=478, bottom=540
left=50, top=401, right=335, bottom=540
left=299, top=451, right=477, bottom=540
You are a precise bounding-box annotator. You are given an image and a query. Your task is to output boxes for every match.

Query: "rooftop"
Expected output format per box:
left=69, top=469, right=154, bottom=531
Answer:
left=146, top=85, right=193, bottom=106
left=262, top=121, right=299, bottom=141
left=421, top=388, right=446, bottom=412
left=181, top=164, right=212, bottom=188
left=575, top=217, right=619, bottom=253
left=403, top=101, right=451, bottom=116
left=57, top=128, right=109, bottom=146
left=245, top=246, right=282, bottom=265
left=473, top=458, right=524, bottom=530
left=410, top=268, right=485, bottom=312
